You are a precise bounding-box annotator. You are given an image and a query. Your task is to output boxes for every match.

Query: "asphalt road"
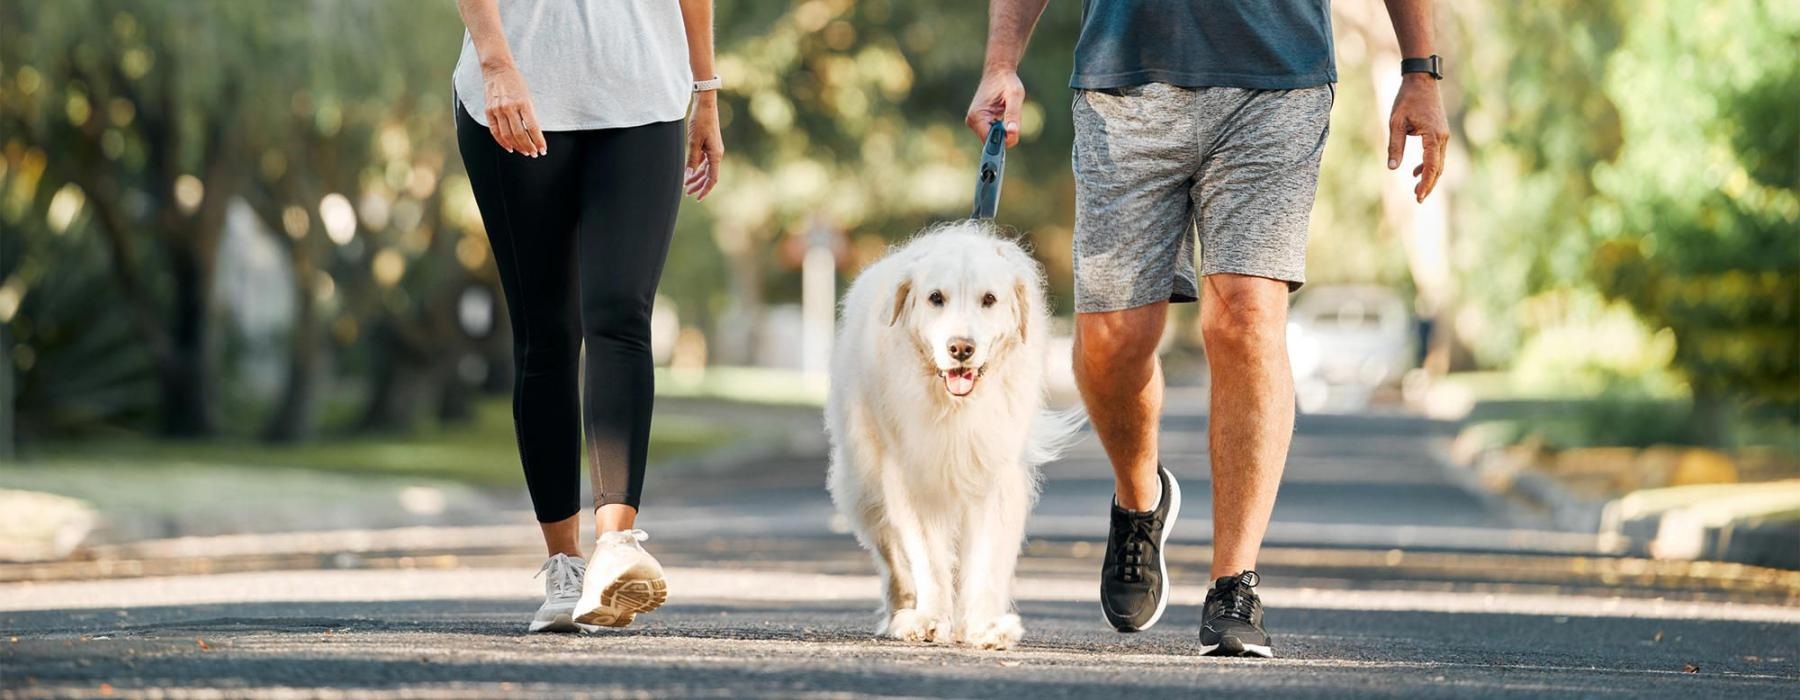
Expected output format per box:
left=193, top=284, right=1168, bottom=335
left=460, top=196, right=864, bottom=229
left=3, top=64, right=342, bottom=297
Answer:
left=4, top=399, right=1798, bottom=698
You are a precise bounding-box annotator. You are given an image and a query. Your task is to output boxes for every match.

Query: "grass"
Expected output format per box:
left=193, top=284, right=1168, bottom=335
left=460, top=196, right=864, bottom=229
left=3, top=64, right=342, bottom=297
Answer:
left=655, top=367, right=827, bottom=407
left=16, top=398, right=743, bottom=487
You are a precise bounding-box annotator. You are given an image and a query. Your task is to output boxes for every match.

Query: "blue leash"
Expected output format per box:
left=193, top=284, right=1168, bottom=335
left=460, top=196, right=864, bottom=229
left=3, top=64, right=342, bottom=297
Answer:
left=969, top=120, right=1007, bottom=220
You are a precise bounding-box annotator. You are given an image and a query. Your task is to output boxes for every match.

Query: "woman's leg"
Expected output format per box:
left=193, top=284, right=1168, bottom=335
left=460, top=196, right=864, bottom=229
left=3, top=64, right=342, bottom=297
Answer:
left=574, top=119, right=686, bottom=535
left=456, top=105, right=588, bottom=554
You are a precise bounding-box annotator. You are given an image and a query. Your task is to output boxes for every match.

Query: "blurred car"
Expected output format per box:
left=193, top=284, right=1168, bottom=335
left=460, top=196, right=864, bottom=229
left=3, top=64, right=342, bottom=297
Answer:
left=1286, top=285, right=1416, bottom=413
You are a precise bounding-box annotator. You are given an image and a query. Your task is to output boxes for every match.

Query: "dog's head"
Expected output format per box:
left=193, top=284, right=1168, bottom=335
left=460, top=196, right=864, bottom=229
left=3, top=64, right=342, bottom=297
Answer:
left=886, top=229, right=1044, bottom=399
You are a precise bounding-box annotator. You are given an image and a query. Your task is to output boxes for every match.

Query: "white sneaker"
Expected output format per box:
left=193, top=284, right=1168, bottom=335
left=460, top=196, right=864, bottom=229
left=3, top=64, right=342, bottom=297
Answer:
left=528, top=553, right=592, bottom=633
left=573, top=529, right=668, bottom=628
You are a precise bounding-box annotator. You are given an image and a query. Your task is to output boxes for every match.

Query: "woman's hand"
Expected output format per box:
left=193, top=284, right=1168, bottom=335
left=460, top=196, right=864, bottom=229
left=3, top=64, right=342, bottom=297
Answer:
left=685, top=92, right=724, bottom=200
left=482, top=63, right=547, bottom=157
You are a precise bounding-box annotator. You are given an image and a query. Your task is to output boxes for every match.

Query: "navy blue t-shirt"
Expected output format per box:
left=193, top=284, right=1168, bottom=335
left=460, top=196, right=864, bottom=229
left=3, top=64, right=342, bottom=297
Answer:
left=1071, top=0, right=1337, bottom=90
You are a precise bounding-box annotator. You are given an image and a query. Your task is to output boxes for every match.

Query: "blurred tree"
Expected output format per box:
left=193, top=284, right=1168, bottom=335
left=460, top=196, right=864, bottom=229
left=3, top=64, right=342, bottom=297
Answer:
left=237, top=1, right=494, bottom=440
left=1, top=1, right=306, bottom=437
left=696, top=0, right=1085, bottom=360
left=1, top=1, right=494, bottom=443
left=1443, top=0, right=1630, bottom=367
left=1589, top=1, right=1799, bottom=443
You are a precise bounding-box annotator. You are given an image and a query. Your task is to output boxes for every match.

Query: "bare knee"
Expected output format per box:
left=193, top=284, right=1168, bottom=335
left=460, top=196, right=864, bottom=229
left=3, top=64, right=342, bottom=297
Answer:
left=1074, top=304, right=1165, bottom=377
left=1200, top=275, right=1288, bottom=357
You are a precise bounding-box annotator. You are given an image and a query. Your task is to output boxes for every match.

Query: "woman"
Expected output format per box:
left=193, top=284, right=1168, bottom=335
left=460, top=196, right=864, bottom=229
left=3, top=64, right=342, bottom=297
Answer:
left=453, top=0, right=722, bottom=633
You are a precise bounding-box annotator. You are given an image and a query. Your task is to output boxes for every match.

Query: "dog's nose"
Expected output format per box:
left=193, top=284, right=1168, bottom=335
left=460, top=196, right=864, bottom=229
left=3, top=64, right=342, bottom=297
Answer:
left=947, top=337, right=976, bottom=362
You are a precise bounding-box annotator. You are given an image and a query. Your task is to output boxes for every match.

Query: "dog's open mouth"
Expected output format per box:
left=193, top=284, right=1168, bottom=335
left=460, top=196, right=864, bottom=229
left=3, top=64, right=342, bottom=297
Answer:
left=939, top=366, right=985, bottom=397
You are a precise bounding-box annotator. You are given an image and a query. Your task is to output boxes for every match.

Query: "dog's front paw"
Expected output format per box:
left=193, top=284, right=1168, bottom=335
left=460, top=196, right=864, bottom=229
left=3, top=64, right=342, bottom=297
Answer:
left=959, top=613, right=1025, bottom=650
left=881, top=609, right=946, bottom=643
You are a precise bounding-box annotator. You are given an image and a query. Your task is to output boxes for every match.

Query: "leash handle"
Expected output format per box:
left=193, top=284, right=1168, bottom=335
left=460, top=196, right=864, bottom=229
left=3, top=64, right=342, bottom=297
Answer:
left=970, top=120, right=1006, bottom=220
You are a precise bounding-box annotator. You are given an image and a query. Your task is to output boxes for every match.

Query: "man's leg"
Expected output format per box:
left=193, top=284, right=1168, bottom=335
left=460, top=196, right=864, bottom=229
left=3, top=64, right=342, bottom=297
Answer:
left=1073, top=302, right=1168, bottom=510
left=1069, top=83, right=1201, bottom=633
left=1199, top=274, right=1293, bottom=579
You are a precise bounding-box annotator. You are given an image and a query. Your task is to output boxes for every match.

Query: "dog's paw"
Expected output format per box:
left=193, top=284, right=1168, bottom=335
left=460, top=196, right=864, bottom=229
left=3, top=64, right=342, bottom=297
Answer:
left=959, top=614, right=1025, bottom=650
left=881, top=609, right=946, bottom=643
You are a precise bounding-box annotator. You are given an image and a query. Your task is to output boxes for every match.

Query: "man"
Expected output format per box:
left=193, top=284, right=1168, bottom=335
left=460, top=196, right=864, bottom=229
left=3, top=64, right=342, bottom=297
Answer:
left=966, top=0, right=1448, bottom=657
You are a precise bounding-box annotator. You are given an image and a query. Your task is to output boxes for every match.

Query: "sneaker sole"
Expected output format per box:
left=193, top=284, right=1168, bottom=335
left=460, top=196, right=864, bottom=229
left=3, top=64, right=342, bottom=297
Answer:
left=1200, top=639, right=1275, bottom=658
left=1105, top=468, right=1183, bottom=633
left=574, top=576, right=668, bottom=628
left=528, top=611, right=599, bottom=634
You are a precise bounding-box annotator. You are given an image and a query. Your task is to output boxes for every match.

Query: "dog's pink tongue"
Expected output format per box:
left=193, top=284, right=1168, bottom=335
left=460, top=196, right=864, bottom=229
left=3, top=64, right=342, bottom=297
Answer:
left=945, top=368, right=976, bottom=396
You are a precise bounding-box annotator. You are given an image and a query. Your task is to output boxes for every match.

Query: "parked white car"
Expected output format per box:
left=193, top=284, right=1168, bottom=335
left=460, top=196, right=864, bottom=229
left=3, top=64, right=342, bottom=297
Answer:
left=1286, top=285, right=1416, bottom=413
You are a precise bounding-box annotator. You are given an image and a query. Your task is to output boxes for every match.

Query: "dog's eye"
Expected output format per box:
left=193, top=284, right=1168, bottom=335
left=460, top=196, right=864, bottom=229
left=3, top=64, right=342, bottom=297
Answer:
left=928, top=291, right=945, bottom=306
left=981, top=292, right=997, bottom=308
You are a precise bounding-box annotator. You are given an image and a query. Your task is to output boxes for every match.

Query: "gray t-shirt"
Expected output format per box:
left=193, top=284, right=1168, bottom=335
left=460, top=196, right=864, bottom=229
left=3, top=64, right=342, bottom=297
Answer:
left=1071, top=0, right=1336, bottom=91
left=453, top=0, right=691, bottom=131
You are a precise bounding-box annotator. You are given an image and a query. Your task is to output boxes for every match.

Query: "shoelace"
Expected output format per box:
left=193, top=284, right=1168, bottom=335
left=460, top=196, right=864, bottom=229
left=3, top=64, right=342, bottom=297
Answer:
left=534, top=555, right=584, bottom=599
left=1211, top=570, right=1262, bottom=623
left=1108, top=513, right=1161, bottom=584
left=598, top=529, right=650, bottom=548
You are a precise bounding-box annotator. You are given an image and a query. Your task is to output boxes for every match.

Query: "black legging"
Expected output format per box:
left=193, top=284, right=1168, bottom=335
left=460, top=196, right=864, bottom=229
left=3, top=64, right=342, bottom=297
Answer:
left=456, top=104, right=684, bottom=522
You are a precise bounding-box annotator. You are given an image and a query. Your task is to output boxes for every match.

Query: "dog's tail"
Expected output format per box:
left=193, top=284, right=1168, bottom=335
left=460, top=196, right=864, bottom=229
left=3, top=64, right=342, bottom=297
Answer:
left=1023, top=407, right=1088, bottom=469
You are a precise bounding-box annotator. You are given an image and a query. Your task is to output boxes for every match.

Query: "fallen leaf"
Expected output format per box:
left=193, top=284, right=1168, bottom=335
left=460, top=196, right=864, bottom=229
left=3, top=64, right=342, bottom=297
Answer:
left=1683, top=663, right=1700, bottom=674
left=98, top=683, right=114, bottom=696
left=195, top=637, right=210, bottom=651
left=1652, top=630, right=1663, bottom=642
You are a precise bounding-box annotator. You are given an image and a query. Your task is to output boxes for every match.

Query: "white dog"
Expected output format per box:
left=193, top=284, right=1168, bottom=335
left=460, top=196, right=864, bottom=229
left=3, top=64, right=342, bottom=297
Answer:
left=826, top=222, right=1082, bottom=650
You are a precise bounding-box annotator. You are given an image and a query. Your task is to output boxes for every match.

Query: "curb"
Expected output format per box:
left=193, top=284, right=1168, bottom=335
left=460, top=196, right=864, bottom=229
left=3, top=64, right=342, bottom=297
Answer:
left=1454, top=442, right=1800, bottom=569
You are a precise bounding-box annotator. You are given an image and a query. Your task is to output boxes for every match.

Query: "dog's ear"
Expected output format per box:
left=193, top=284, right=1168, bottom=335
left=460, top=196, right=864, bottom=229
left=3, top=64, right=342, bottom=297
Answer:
left=888, top=278, right=912, bottom=327
left=1012, top=279, right=1031, bottom=342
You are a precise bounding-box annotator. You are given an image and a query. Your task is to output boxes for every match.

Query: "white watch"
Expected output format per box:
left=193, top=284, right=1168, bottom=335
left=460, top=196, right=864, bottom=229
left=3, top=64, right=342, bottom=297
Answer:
left=693, top=76, right=721, bottom=92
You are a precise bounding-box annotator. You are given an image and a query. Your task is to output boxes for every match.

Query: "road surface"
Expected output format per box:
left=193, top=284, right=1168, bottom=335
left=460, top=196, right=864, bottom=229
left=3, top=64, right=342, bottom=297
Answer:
left=5, top=396, right=1797, bottom=698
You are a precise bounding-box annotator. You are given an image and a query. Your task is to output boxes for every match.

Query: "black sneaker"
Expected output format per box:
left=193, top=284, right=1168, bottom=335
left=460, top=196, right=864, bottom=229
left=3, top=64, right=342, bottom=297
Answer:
left=1200, top=570, right=1274, bottom=657
left=1100, top=465, right=1181, bottom=632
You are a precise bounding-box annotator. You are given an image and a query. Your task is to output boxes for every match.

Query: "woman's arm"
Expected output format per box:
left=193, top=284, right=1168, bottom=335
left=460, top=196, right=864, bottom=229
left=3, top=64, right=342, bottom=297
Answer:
left=457, top=0, right=546, bottom=156
left=680, top=0, right=723, bottom=200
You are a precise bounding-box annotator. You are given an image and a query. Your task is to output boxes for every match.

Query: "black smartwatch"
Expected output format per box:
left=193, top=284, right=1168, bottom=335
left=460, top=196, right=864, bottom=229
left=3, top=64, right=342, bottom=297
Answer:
left=1401, top=55, right=1443, bottom=80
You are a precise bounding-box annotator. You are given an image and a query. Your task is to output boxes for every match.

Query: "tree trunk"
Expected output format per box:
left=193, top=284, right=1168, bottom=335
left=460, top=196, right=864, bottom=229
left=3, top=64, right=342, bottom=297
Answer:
left=1690, top=386, right=1732, bottom=448
left=1339, top=0, right=1474, bottom=374
left=262, top=266, right=323, bottom=443
left=713, top=224, right=767, bottom=366
left=157, top=249, right=216, bottom=437
left=358, top=320, right=436, bottom=433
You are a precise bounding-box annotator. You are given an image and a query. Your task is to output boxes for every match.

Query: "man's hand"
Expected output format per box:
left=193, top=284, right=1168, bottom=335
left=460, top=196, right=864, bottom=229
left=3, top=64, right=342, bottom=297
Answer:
left=1387, top=74, right=1449, bottom=202
left=966, top=70, right=1026, bottom=148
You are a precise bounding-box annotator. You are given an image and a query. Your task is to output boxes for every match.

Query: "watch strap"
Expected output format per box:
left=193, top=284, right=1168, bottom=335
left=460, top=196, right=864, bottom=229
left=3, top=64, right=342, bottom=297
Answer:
left=1401, top=55, right=1442, bottom=80
left=693, top=76, right=722, bottom=92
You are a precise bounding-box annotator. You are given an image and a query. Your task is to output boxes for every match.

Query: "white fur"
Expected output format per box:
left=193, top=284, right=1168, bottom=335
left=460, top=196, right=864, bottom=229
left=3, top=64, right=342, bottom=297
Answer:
left=825, top=221, right=1084, bottom=651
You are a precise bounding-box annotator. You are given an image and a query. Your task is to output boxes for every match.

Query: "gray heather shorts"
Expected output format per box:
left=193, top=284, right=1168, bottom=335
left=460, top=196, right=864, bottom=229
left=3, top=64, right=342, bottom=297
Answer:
left=1072, top=82, right=1333, bottom=313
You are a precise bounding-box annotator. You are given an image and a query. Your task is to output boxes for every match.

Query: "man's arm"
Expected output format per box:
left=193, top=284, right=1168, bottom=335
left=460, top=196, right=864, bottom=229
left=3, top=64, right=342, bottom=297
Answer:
left=1383, top=0, right=1450, bottom=202
left=965, top=0, right=1049, bottom=147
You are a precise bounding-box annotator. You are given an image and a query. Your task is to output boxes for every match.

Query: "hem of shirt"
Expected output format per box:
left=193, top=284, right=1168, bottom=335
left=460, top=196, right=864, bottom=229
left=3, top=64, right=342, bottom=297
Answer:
left=1069, top=68, right=1337, bottom=91
left=454, top=91, right=688, bottom=133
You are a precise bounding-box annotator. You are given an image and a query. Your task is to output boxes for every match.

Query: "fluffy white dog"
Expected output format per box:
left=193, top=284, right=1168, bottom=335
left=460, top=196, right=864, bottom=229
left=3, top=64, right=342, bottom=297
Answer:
left=826, top=221, right=1082, bottom=650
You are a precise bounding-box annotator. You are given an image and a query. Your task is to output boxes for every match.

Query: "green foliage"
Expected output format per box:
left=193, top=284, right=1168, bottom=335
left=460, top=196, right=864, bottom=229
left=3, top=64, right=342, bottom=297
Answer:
left=1, top=1, right=489, bottom=440
left=1587, top=1, right=1800, bottom=420
left=1447, top=0, right=1631, bottom=365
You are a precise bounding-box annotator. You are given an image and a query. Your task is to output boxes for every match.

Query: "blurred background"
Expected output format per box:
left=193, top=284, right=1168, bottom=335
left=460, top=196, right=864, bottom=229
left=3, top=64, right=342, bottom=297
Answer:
left=0, top=1, right=1794, bottom=567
